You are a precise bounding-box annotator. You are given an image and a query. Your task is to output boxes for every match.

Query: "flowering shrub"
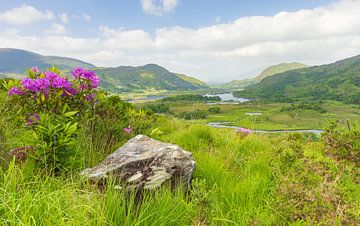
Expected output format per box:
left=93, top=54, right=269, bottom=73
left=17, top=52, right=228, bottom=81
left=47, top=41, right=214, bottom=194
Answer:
left=5, top=66, right=100, bottom=172
left=6, top=66, right=100, bottom=115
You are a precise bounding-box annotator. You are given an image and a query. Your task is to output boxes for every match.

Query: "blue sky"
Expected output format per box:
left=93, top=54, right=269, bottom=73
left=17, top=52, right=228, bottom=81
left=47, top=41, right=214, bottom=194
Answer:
left=0, top=0, right=360, bottom=82
left=0, top=0, right=333, bottom=36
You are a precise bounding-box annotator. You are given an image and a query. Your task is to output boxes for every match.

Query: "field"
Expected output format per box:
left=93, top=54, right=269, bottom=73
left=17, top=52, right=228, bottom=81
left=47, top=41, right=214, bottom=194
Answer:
left=166, top=101, right=360, bottom=130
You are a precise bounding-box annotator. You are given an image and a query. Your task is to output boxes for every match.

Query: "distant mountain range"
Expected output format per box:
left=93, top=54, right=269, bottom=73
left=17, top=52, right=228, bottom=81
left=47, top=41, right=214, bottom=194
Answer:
left=234, top=55, right=360, bottom=104
left=226, top=62, right=309, bottom=88
left=0, top=48, right=207, bottom=92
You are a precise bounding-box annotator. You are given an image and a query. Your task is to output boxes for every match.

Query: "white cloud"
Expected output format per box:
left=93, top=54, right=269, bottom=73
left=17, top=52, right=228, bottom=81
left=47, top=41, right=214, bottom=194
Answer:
left=0, top=4, right=54, bottom=25
left=215, top=16, right=221, bottom=23
left=45, top=23, right=66, bottom=35
left=1, top=1, right=360, bottom=82
left=59, top=13, right=69, bottom=24
left=141, top=0, right=178, bottom=16
left=82, top=13, right=91, bottom=21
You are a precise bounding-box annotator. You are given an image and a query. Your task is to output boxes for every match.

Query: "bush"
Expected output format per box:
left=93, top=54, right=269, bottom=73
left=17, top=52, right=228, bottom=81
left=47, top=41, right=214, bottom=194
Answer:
left=281, top=102, right=327, bottom=113
left=207, top=107, right=221, bottom=114
left=322, top=121, right=360, bottom=165
left=5, top=66, right=100, bottom=172
left=177, top=109, right=208, bottom=120
left=30, top=110, right=78, bottom=173
left=145, top=103, right=171, bottom=114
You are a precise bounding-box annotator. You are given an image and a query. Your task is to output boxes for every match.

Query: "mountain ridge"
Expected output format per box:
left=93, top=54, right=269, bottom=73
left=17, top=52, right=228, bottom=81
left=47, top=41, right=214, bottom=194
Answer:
left=0, top=48, right=207, bottom=92
left=226, top=62, right=309, bottom=88
left=234, top=54, right=360, bottom=104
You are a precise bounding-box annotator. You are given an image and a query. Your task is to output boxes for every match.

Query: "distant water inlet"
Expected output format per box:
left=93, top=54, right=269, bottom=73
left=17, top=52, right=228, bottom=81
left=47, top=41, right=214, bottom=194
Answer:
left=204, top=93, right=250, bottom=103
left=208, top=122, right=323, bottom=135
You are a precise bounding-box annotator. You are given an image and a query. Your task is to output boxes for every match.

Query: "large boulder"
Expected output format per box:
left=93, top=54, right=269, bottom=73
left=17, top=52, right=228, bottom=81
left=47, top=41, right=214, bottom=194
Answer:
left=81, top=135, right=195, bottom=190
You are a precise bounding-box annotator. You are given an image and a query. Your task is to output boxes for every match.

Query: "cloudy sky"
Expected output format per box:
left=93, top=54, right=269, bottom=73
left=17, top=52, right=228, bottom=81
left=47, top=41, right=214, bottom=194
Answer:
left=1, top=0, right=360, bottom=83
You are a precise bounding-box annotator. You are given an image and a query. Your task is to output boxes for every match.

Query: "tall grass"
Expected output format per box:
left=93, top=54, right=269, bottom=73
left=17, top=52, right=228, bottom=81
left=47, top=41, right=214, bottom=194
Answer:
left=1, top=109, right=359, bottom=224
left=0, top=160, right=196, bottom=225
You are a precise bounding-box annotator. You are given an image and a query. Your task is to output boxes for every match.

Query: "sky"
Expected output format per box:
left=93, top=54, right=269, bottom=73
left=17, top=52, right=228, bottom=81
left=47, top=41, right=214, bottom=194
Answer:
left=0, top=0, right=360, bottom=83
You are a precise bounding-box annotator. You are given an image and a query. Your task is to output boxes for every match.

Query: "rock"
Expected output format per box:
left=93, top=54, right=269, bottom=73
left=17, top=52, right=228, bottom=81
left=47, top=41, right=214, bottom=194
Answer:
left=81, top=135, right=195, bottom=191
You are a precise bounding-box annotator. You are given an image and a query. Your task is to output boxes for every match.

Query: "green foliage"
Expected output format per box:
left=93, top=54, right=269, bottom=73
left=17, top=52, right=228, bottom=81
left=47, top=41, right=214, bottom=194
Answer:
left=177, top=109, right=208, bottom=120
left=30, top=111, right=78, bottom=173
left=322, top=121, right=360, bottom=165
left=162, top=94, right=220, bottom=102
left=281, top=102, right=327, bottom=113
left=236, top=55, right=360, bottom=104
left=207, top=106, right=221, bottom=114
left=144, top=103, right=171, bottom=114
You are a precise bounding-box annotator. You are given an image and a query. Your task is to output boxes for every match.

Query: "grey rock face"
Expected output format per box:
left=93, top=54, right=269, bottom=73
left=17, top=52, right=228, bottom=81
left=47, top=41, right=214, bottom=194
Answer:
left=81, top=135, right=195, bottom=190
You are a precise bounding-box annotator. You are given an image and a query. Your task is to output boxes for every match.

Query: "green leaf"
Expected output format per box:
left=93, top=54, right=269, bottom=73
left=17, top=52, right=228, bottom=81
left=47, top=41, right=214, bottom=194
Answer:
left=64, top=111, right=78, bottom=117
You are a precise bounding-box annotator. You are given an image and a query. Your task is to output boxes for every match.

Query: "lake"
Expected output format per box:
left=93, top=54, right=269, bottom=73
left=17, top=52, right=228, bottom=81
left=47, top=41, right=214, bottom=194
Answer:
left=204, top=93, right=250, bottom=103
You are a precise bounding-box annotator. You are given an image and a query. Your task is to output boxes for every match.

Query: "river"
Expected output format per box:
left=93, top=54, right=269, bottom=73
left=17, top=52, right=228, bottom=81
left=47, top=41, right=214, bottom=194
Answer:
left=208, top=122, right=323, bottom=135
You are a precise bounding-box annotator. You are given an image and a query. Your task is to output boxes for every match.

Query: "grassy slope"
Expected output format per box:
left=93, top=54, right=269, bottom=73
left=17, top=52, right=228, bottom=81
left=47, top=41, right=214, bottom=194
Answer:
left=0, top=87, right=359, bottom=225
left=254, top=62, right=309, bottom=80
left=226, top=62, right=308, bottom=88
left=175, top=73, right=207, bottom=87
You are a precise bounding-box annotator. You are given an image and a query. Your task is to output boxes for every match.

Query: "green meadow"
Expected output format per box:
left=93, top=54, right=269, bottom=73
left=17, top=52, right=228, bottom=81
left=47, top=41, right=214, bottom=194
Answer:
left=1, top=82, right=359, bottom=225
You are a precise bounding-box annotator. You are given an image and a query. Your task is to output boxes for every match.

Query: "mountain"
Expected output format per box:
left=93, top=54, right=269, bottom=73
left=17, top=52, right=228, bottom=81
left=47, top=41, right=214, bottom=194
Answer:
left=234, top=55, right=360, bottom=104
left=95, top=64, right=208, bottom=92
left=254, top=62, right=309, bottom=80
left=0, top=48, right=207, bottom=92
left=175, top=73, right=207, bottom=87
left=225, top=62, right=309, bottom=88
left=0, top=48, right=95, bottom=74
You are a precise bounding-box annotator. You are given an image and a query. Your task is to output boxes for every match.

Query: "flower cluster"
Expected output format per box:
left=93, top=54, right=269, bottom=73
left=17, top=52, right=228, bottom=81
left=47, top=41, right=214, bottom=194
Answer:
left=123, top=126, right=132, bottom=134
left=25, top=114, right=40, bottom=127
left=8, top=67, right=100, bottom=98
left=235, top=127, right=252, bottom=135
left=72, top=67, right=100, bottom=89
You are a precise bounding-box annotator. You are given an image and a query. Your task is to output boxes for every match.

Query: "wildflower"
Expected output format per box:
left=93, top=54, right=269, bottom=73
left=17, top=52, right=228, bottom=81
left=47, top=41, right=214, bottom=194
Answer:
left=8, top=87, right=24, bottom=96
left=25, top=114, right=40, bottom=127
left=235, top=127, right=252, bottom=134
left=34, top=78, right=51, bottom=91
left=86, top=93, right=96, bottom=102
left=64, top=87, right=77, bottom=96
left=71, top=67, right=100, bottom=89
left=21, top=78, right=38, bottom=92
left=44, top=71, right=58, bottom=80
left=30, top=66, right=41, bottom=74
left=124, top=126, right=132, bottom=134
left=71, top=67, right=86, bottom=79
left=51, top=76, right=71, bottom=88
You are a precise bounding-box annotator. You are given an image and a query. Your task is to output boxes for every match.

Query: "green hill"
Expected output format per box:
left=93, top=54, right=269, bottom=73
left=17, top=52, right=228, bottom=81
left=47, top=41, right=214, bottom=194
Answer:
left=254, top=62, right=309, bottom=80
left=234, top=55, right=360, bottom=104
left=95, top=64, right=208, bottom=92
left=0, top=48, right=207, bottom=92
left=0, top=48, right=95, bottom=74
left=175, top=73, right=207, bottom=87
left=225, top=62, right=308, bottom=88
